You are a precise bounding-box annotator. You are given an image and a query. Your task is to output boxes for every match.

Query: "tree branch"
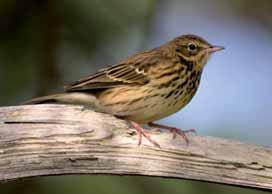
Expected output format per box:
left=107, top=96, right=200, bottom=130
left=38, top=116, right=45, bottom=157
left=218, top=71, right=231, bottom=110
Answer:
left=0, top=105, right=271, bottom=190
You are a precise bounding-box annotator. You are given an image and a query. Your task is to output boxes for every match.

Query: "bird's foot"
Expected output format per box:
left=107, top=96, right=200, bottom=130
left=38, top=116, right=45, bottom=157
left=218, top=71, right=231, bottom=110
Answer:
left=129, top=121, right=160, bottom=148
left=148, top=122, right=196, bottom=145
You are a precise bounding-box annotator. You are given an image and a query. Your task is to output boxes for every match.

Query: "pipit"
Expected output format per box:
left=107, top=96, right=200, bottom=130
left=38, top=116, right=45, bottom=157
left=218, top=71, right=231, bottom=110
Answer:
left=25, top=34, right=224, bottom=147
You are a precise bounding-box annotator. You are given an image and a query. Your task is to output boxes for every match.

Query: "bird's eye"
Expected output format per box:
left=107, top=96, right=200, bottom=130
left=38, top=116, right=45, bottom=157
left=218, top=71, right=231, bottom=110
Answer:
left=187, top=43, right=197, bottom=52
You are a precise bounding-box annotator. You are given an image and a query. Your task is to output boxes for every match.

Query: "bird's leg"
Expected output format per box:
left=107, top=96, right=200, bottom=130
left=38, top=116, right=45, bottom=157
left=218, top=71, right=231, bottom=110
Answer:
left=148, top=122, right=196, bottom=145
left=129, top=121, right=160, bottom=148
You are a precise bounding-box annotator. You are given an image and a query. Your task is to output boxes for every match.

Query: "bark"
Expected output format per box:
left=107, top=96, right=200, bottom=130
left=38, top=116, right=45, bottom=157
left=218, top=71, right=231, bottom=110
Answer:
left=0, top=104, right=271, bottom=190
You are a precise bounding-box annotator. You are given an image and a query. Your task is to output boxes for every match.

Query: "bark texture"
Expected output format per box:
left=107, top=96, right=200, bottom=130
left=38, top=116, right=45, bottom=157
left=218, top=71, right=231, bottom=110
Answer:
left=0, top=105, right=271, bottom=190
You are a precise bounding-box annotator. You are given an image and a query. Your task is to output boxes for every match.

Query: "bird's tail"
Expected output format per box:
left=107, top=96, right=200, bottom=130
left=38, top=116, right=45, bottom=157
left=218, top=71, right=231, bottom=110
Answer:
left=23, top=92, right=97, bottom=107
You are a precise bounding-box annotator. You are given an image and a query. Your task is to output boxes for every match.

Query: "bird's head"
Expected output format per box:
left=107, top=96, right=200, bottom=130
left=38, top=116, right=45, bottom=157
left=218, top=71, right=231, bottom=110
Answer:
left=171, top=34, right=224, bottom=68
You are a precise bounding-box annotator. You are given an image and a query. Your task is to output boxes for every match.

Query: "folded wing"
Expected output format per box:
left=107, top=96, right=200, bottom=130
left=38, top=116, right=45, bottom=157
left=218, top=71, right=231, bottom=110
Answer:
left=65, top=51, right=159, bottom=92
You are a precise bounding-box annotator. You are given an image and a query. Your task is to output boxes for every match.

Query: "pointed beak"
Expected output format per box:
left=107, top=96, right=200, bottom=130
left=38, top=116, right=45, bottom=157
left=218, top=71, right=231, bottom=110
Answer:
left=206, top=45, right=225, bottom=53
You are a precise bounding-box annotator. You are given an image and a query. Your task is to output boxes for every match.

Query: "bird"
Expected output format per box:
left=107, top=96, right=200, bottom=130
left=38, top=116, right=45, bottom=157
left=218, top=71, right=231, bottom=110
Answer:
left=25, top=34, right=224, bottom=147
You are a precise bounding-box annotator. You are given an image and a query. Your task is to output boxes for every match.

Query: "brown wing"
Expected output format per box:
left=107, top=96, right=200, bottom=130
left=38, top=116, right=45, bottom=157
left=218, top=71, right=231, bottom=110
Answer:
left=65, top=51, right=159, bottom=92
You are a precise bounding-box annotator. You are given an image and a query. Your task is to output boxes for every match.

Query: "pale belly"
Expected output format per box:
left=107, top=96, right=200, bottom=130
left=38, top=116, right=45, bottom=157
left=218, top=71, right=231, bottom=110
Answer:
left=124, top=88, right=197, bottom=123
left=96, top=84, right=199, bottom=124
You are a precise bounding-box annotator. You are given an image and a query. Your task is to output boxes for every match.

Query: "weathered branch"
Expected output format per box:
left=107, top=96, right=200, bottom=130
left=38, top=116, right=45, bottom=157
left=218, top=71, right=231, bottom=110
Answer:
left=0, top=105, right=271, bottom=190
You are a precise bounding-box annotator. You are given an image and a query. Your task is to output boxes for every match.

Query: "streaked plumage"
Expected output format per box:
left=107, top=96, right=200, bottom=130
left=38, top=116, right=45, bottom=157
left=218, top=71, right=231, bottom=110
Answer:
left=25, top=34, right=224, bottom=147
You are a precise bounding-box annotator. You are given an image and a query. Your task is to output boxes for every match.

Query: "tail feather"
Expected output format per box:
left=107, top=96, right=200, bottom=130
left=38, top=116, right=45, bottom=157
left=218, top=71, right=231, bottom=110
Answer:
left=23, top=94, right=61, bottom=104
left=23, top=92, right=97, bottom=107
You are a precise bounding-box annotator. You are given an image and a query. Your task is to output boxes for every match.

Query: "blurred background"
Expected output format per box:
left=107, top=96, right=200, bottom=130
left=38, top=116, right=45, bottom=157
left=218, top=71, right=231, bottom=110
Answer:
left=0, top=0, right=271, bottom=193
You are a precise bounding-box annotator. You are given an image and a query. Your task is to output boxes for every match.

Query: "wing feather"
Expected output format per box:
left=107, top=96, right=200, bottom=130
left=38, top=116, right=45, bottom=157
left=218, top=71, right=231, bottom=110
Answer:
left=65, top=51, right=160, bottom=92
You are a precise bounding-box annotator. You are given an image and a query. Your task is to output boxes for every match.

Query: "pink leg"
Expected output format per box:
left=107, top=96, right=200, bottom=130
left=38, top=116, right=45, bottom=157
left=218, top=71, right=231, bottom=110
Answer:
left=148, top=122, right=196, bottom=145
left=130, top=121, right=160, bottom=148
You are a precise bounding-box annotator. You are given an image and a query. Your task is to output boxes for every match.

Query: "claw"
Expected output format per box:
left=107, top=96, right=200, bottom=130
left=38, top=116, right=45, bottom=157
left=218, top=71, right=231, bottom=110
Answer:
left=130, top=121, right=161, bottom=148
left=148, top=122, right=195, bottom=145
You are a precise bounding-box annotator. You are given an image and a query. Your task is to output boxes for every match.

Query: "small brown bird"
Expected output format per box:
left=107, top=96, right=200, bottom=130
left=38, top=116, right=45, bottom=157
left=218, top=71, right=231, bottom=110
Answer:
left=26, top=34, right=224, bottom=147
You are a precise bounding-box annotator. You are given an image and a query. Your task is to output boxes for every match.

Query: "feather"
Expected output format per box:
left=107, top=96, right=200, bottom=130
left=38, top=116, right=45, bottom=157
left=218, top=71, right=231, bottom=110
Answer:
left=64, top=51, right=161, bottom=92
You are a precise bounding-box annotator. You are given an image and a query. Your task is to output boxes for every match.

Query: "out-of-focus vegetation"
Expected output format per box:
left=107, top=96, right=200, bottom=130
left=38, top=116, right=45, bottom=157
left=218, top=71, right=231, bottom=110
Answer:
left=0, top=0, right=271, bottom=194
left=0, top=0, right=155, bottom=103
